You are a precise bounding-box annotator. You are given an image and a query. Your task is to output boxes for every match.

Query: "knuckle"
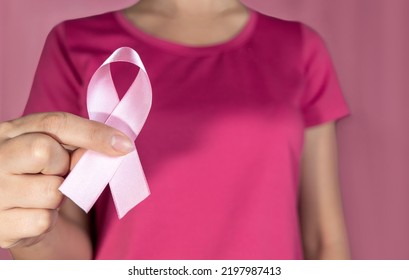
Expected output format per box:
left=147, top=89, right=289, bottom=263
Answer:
left=0, top=121, right=14, bottom=137
left=30, top=135, right=54, bottom=165
left=0, top=240, right=14, bottom=249
left=0, top=215, right=16, bottom=248
left=87, top=124, right=102, bottom=144
left=39, top=112, right=69, bottom=136
left=34, top=210, right=56, bottom=235
left=0, top=122, right=15, bottom=159
left=44, top=177, right=64, bottom=208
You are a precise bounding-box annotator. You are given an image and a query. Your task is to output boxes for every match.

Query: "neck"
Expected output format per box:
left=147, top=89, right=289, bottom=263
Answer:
left=133, top=0, right=244, bottom=17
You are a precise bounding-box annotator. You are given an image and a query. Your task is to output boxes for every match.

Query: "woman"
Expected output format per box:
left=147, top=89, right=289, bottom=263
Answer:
left=0, top=0, right=350, bottom=259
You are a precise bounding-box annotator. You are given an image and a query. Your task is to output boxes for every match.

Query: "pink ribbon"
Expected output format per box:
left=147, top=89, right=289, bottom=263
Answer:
left=59, top=47, right=152, bottom=219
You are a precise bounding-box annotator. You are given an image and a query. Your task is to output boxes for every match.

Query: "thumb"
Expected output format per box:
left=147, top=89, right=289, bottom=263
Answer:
left=8, top=112, right=135, bottom=156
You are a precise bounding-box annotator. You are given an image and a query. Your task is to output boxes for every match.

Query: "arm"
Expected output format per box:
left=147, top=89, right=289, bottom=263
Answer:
left=299, top=121, right=350, bottom=259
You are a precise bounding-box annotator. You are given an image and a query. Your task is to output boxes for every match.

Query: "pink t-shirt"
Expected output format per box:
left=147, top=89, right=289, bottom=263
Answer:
left=25, top=9, right=349, bottom=259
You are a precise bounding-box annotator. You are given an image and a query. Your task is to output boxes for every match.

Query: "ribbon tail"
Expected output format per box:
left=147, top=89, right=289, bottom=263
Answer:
left=109, top=149, right=150, bottom=219
left=59, top=150, right=124, bottom=213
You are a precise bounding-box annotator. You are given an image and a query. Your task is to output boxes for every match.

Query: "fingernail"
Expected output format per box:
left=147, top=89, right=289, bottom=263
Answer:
left=111, top=134, right=135, bottom=153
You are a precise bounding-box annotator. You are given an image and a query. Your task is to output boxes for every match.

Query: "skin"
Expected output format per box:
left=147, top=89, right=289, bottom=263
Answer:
left=0, top=112, right=134, bottom=259
left=0, top=0, right=350, bottom=259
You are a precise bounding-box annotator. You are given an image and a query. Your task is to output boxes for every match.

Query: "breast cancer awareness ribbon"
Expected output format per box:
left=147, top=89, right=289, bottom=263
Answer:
left=59, top=47, right=152, bottom=219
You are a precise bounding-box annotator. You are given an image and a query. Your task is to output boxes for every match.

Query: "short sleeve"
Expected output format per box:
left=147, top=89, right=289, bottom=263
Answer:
left=300, top=24, right=350, bottom=127
left=24, top=23, right=84, bottom=116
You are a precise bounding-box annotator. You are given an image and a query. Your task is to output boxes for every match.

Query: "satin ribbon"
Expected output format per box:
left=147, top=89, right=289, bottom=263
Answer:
left=59, top=47, right=152, bottom=219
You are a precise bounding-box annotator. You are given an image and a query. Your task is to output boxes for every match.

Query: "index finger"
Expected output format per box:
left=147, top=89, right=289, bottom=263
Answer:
left=2, top=112, right=135, bottom=156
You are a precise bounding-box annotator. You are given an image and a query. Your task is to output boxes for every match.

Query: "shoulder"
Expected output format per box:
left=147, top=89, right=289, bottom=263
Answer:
left=255, top=11, right=301, bottom=32
left=44, top=11, right=131, bottom=75
left=252, top=11, right=326, bottom=53
left=253, top=11, right=302, bottom=42
left=249, top=11, right=332, bottom=70
left=37, top=11, right=130, bottom=98
left=49, top=12, right=119, bottom=46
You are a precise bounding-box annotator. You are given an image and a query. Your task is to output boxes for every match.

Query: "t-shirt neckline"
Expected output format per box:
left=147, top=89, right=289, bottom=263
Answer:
left=113, top=9, right=258, bottom=56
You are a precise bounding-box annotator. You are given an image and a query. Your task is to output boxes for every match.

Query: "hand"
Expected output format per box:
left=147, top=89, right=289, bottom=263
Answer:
left=0, top=112, right=134, bottom=249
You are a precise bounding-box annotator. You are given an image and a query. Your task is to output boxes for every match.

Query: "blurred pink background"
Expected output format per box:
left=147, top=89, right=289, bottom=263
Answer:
left=1, top=0, right=408, bottom=259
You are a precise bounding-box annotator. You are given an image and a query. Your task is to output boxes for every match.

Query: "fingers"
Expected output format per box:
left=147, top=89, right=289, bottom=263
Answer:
left=0, top=209, right=57, bottom=249
left=3, top=112, right=134, bottom=156
left=69, top=148, right=86, bottom=170
left=0, top=112, right=113, bottom=249
left=0, top=174, right=64, bottom=210
left=0, top=133, right=70, bottom=175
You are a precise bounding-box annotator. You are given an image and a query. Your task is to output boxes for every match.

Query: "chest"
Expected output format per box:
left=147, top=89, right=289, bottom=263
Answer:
left=83, top=47, right=306, bottom=160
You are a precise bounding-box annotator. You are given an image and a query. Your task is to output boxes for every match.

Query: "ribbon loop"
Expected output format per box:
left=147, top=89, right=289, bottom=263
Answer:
left=59, top=47, right=152, bottom=219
